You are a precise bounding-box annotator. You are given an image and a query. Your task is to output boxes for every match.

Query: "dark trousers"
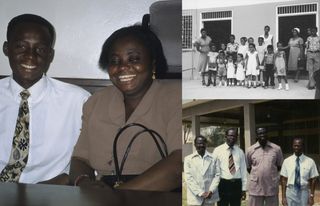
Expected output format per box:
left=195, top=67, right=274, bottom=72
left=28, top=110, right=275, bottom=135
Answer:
left=217, top=178, right=242, bottom=206
left=264, top=64, right=275, bottom=86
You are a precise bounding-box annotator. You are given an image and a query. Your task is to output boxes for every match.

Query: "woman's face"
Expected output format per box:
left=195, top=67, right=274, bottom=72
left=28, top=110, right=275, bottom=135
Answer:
left=292, top=29, right=298, bottom=37
left=107, top=36, right=154, bottom=96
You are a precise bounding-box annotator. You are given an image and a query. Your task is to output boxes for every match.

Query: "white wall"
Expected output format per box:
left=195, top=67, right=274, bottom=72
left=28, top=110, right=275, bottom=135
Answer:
left=0, top=0, right=160, bottom=79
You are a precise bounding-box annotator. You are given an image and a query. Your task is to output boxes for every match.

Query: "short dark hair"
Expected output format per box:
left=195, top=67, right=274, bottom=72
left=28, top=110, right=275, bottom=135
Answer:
left=237, top=53, right=243, bottom=58
left=249, top=43, right=256, bottom=48
left=293, top=137, right=304, bottom=145
left=230, top=34, right=235, bottom=39
left=98, top=25, right=168, bottom=78
left=311, top=26, right=318, bottom=31
left=258, top=37, right=264, bottom=41
left=267, top=45, right=274, bottom=50
left=264, top=25, right=270, bottom=30
left=194, top=135, right=207, bottom=144
left=7, top=14, right=55, bottom=45
left=256, top=127, right=267, bottom=134
left=200, top=28, right=206, bottom=33
left=240, top=37, right=247, bottom=41
left=225, top=128, right=238, bottom=136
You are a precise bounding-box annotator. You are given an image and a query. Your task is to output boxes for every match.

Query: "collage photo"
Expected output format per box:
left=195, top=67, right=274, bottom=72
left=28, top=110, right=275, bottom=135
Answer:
left=0, top=0, right=319, bottom=206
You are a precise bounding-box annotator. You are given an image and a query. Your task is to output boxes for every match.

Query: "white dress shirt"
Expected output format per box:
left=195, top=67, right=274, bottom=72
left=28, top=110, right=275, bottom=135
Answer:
left=280, top=154, right=319, bottom=187
left=184, top=150, right=220, bottom=205
left=0, top=76, right=90, bottom=183
left=213, top=143, right=247, bottom=191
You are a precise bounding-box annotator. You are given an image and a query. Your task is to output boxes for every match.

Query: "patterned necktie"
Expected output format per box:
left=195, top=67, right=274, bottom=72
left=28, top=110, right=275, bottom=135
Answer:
left=294, top=156, right=301, bottom=190
left=0, top=90, right=30, bottom=182
left=228, top=147, right=236, bottom=175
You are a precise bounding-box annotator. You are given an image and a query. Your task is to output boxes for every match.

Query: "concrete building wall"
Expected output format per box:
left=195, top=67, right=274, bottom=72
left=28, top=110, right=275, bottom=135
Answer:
left=182, top=0, right=319, bottom=74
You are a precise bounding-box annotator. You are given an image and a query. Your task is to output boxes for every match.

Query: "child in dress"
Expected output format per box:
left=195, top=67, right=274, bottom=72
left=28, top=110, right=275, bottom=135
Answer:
left=227, top=34, right=239, bottom=63
left=256, top=37, right=267, bottom=86
left=219, top=43, right=227, bottom=56
left=275, top=42, right=289, bottom=90
left=217, top=50, right=227, bottom=86
left=238, top=37, right=248, bottom=60
left=226, top=55, right=236, bottom=86
left=263, top=45, right=276, bottom=89
left=235, top=53, right=245, bottom=86
left=245, top=43, right=259, bottom=88
left=207, top=44, right=219, bottom=86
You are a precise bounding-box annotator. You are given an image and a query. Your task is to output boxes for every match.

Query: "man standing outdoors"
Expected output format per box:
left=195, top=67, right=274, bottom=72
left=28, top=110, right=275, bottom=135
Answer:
left=184, top=135, right=220, bottom=206
left=213, top=128, right=247, bottom=206
left=194, top=28, right=211, bottom=86
left=0, top=14, right=90, bottom=184
left=305, top=26, right=320, bottom=91
left=280, top=138, right=319, bottom=206
left=246, top=127, right=283, bottom=206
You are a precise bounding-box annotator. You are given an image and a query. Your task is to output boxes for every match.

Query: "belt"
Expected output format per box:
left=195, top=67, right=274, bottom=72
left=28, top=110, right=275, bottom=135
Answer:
left=307, top=50, right=320, bottom=53
left=221, top=178, right=241, bottom=183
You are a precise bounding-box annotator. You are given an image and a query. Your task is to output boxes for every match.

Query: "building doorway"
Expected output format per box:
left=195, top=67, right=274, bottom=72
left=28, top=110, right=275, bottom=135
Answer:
left=203, top=20, right=231, bottom=50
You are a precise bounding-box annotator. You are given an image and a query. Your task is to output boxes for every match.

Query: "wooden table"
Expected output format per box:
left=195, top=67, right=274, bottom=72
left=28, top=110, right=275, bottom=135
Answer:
left=0, top=182, right=181, bottom=206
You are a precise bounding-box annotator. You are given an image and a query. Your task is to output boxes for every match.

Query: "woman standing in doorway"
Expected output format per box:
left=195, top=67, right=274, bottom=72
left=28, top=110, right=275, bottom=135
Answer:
left=282, top=28, right=304, bottom=82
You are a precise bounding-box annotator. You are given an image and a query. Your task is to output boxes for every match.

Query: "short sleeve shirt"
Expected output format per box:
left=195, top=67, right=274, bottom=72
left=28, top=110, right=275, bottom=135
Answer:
left=306, top=36, right=320, bottom=52
left=280, top=154, right=319, bottom=186
left=246, top=141, right=283, bottom=196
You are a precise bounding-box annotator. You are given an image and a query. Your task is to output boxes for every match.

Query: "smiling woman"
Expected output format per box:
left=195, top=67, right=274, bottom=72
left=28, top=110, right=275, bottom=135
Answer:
left=69, top=25, right=182, bottom=192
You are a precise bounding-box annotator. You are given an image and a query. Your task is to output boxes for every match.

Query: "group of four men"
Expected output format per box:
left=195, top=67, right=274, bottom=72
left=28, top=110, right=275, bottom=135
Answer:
left=184, top=127, right=319, bottom=206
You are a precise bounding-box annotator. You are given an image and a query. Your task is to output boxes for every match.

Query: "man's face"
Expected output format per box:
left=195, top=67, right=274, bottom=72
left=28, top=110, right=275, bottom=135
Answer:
left=293, top=139, right=303, bottom=156
left=311, top=28, right=317, bottom=36
left=264, top=26, right=270, bottom=33
left=4, top=22, right=54, bottom=89
left=195, top=137, right=206, bottom=155
left=256, top=128, right=268, bottom=147
left=225, top=129, right=237, bottom=147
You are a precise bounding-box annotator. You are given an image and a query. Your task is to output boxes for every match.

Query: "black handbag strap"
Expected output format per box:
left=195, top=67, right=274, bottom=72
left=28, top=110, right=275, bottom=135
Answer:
left=112, top=123, right=168, bottom=185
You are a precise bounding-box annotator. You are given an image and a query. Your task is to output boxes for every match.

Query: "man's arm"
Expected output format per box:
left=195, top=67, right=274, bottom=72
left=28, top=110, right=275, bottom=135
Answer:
left=117, top=149, right=182, bottom=191
left=308, top=177, right=317, bottom=205
left=38, top=173, right=69, bottom=185
left=280, top=176, right=288, bottom=206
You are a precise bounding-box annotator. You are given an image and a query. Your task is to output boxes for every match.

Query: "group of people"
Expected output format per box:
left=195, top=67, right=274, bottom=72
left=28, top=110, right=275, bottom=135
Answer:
left=184, top=127, right=319, bottom=206
left=194, top=26, right=320, bottom=95
left=0, top=14, right=181, bottom=191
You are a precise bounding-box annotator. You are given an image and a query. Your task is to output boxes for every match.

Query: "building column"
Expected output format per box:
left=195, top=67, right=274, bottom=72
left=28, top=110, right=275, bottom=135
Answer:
left=191, top=115, right=200, bottom=152
left=244, top=103, right=256, bottom=151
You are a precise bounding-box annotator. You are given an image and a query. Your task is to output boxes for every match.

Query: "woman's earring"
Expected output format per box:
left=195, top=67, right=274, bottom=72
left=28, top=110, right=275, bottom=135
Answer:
left=152, top=71, right=156, bottom=80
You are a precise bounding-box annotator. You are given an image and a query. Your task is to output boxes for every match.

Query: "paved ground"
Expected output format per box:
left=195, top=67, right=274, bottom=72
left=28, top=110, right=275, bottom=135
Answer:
left=183, top=73, right=315, bottom=99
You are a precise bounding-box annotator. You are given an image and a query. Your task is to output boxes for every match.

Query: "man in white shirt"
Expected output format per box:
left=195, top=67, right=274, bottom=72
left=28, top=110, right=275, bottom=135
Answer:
left=184, top=135, right=220, bottom=206
left=0, top=14, right=90, bottom=184
left=213, top=128, right=247, bottom=206
left=280, top=137, right=319, bottom=206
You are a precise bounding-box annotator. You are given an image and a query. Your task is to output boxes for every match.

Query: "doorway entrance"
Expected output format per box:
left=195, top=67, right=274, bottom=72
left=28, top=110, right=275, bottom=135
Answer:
left=203, top=20, right=231, bottom=50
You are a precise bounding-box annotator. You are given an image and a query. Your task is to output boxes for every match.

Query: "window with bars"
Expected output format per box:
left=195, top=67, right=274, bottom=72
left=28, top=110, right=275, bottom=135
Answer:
left=182, top=15, right=192, bottom=49
left=202, top=11, right=232, bottom=19
left=277, top=3, right=317, bottom=14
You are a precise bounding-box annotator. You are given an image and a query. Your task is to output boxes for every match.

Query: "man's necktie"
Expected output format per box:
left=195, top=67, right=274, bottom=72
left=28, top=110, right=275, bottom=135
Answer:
left=294, top=156, right=301, bottom=190
left=0, top=90, right=30, bottom=182
left=228, top=147, right=236, bottom=175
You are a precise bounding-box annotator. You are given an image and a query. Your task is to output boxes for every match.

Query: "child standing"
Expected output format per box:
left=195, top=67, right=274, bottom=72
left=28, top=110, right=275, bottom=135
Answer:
left=217, top=51, right=227, bottom=86
left=207, top=44, right=219, bottom=86
left=256, top=37, right=267, bottom=86
left=238, top=37, right=248, bottom=60
left=235, top=53, right=245, bottom=86
left=263, top=45, right=276, bottom=88
left=227, top=34, right=239, bottom=63
left=219, top=43, right=227, bottom=56
left=245, top=43, right=259, bottom=88
left=275, top=42, right=289, bottom=90
left=226, top=55, right=236, bottom=86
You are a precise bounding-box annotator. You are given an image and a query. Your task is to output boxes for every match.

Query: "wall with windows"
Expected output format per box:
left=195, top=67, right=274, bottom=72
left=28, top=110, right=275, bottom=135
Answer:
left=182, top=0, right=319, bottom=74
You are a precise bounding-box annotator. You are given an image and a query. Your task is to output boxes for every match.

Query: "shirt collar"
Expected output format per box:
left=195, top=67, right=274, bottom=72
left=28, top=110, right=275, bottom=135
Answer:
left=191, top=150, right=211, bottom=159
left=9, top=75, right=47, bottom=103
left=294, top=153, right=305, bottom=161
left=253, top=141, right=272, bottom=149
